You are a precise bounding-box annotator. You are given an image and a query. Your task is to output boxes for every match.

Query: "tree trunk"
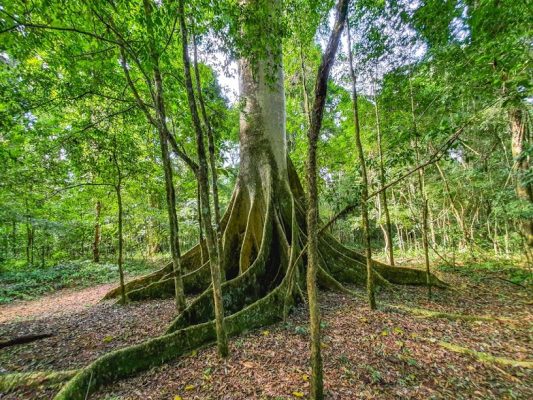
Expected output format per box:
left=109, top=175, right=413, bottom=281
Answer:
left=92, top=200, right=101, bottom=263
left=113, top=145, right=127, bottom=305
left=11, top=220, right=16, bottom=258
left=116, top=183, right=126, bottom=304
left=346, top=19, right=376, bottom=310
left=25, top=198, right=32, bottom=266
left=192, top=33, right=223, bottom=272
left=509, top=108, right=533, bottom=248
left=196, top=184, right=206, bottom=264
left=139, top=0, right=187, bottom=312
left=300, top=44, right=312, bottom=128
left=179, top=0, right=228, bottom=357
left=373, top=77, right=395, bottom=266
left=306, top=2, right=348, bottom=398
left=409, top=77, right=431, bottom=298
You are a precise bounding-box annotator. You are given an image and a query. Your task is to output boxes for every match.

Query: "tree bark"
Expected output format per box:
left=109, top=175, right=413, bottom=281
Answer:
left=192, top=32, right=224, bottom=273
left=178, top=0, right=228, bottom=358
left=373, top=78, right=395, bottom=266
left=306, top=3, right=348, bottom=399
left=346, top=19, right=376, bottom=310
left=141, top=0, right=186, bottom=312
left=409, top=77, right=431, bottom=298
left=92, top=200, right=101, bottom=263
left=112, top=145, right=126, bottom=305
left=509, top=108, right=533, bottom=249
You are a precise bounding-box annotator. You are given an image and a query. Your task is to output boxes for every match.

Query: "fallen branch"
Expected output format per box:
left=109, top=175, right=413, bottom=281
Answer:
left=0, top=333, right=53, bottom=349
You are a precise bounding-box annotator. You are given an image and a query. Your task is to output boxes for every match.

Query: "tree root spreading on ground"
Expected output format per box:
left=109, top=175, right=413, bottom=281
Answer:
left=6, top=164, right=450, bottom=399
left=0, top=370, right=78, bottom=393
left=424, top=338, right=533, bottom=369
left=386, top=304, right=519, bottom=324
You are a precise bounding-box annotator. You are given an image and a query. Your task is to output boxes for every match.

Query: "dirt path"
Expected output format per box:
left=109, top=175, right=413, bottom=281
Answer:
left=0, top=284, right=115, bottom=324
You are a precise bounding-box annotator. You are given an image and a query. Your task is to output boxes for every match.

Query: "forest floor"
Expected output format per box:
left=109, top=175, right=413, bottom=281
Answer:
left=0, top=262, right=531, bottom=399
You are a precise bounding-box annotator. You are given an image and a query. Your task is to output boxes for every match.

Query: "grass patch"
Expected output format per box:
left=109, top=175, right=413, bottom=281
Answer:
left=0, top=259, right=158, bottom=304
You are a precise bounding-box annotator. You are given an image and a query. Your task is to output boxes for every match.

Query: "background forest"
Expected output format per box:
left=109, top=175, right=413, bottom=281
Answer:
left=1, top=0, right=530, bottom=302
left=0, top=0, right=532, bottom=399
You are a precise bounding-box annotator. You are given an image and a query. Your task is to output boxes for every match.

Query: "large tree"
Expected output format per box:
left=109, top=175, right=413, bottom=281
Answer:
left=1, top=1, right=445, bottom=398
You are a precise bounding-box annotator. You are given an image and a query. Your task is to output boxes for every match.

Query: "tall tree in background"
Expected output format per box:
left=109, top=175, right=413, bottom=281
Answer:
left=92, top=200, right=101, bottom=263
left=346, top=18, right=376, bottom=310
left=372, top=75, right=394, bottom=266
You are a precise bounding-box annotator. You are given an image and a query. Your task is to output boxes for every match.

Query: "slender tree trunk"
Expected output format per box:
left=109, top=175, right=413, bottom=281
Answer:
left=113, top=146, right=127, bottom=305
left=30, top=226, right=35, bottom=265
left=25, top=199, right=32, bottom=266
left=300, top=44, right=312, bottom=128
left=141, top=0, right=186, bottom=312
left=116, top=183, right=126, bottom=304
left=436, top=162, right=469, bottom=250
left=196, top=184, right=206, bottom=264
left=179, top=0, right=228, bottom=357
left=346, top=20, right=375, bottom=309
left=192, top=32, right=224, bottom=274
left=428, top=205, right=436, bottom=247
left=11, top=220, right=16, bottom=258
left=92, top=200, right=101, bottom=263
left=509, top=108, right=533, bottom=249
left=372, top=77, right=394, bottom=266
left=306, top=3, right=348, bottom=398
left=504, top=221, right=510, bottom=256
left=409, top=77, right=431, bottom=298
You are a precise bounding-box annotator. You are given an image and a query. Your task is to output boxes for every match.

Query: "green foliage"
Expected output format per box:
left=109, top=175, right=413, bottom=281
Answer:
left=0, top=0, right=531, bottom=300
left=0, top=259, right=156, bottom=303
left=437, top=259, right=532, bottom=286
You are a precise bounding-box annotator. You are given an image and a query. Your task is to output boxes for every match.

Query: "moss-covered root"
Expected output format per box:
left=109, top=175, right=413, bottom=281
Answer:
left=388, top=304, right=516, bottom=323
left=124, top=262, right=211, bottom=302
left=54, top=279, right=292, bottom=400
left=374, top=264, right=448, bottom=288
left=102, top=262, right=173, bottom=300
left=0, top=370, right=78, bottom=392
left=103, top=243, right=206, bottom=300
left=426, top=338, right=533, bottom=368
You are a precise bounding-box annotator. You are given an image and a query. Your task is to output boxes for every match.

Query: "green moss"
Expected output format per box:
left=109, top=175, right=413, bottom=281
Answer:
left=0, top=370, right=78, bottom=392
left=388, top=304, right=513, bottom=323
left=433, top=339, right=533, bottom=368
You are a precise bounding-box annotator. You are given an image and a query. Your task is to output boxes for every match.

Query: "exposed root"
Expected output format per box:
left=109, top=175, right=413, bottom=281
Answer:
left=374, top=264, right=448, bottom=288
left=387, top=304, right=517, bottom=323
left=317, top=266, right=359, bottom=297
left=424, top=338, right=533, bottom=368
left=166, top=198, right=275, bottom=333
left=124, top=261, right=212, bottom=302
left=103, top=243, right=205, bottom=300
left=102, top=262, right=173, bottom=300
left=54, top=272, right=295, bottom=400
left=78, top=159, right=450, bottom=400
left=0, top=370, right=78, bottom=392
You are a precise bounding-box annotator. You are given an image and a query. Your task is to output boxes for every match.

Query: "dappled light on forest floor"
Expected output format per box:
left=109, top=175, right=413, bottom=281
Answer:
left=1, top=268, right=530, bottom=399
